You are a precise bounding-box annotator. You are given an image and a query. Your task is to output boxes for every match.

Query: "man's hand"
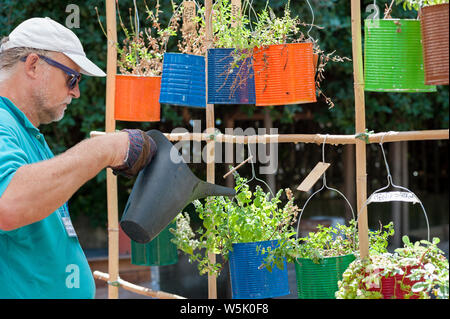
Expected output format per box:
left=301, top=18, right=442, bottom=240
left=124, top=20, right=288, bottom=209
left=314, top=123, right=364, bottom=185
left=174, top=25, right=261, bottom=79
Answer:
left=110, top=129, right=157, bottom=178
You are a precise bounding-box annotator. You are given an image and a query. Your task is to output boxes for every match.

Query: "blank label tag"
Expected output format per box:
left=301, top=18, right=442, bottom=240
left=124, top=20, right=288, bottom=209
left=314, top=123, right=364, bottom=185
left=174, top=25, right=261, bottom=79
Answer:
left=297, top=162, right=330, bottom=192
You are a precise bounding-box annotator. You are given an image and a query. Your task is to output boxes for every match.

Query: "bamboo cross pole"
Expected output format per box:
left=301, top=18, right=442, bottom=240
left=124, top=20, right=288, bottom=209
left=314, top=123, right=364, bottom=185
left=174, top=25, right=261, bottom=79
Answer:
left=350, top=0, right=369, bottom=259
left=90, top=129, right=449, bottom=145
left=104, top=0, right=119, bottom=299
left=93, top=271, right=186, bottom=299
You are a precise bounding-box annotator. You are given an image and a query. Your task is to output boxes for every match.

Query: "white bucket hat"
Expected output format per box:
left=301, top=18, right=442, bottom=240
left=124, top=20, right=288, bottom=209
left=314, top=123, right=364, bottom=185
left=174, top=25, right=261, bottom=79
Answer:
left=0, top=17, right=106, bottom=77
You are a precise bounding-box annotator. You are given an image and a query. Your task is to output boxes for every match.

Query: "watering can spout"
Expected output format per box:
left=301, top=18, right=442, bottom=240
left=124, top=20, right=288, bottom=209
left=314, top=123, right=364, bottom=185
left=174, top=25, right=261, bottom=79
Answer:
left=120, top=130, right=236, bottom=244
left=191, top=181, right=236, bottom=202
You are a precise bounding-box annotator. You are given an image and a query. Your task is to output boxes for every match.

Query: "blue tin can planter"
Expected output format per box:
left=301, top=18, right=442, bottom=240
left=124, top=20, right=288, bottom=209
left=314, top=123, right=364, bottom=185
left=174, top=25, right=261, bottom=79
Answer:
left=207, top=48, right=256, bottom=104
left=159, top=53, right=206, bottom=108
left=228, top=240, right=290, bottom=299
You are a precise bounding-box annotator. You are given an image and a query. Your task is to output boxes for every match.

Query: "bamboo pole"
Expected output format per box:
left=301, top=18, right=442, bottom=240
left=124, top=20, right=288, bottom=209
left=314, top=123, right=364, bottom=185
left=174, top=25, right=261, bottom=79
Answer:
left=351, top=0, right=370, bottom=259
left=90, top=129, right=449, bottom=144
left=105, top=0, right=119, bottom=299
left=204, top=0, right=217, bottom=300
left=93, top=271, right=186, bottom=299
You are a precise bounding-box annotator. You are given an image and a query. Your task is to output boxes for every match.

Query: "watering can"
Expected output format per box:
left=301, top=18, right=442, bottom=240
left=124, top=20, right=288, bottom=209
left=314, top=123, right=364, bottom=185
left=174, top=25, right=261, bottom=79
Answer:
left=120, top=129, right=236, bottom=244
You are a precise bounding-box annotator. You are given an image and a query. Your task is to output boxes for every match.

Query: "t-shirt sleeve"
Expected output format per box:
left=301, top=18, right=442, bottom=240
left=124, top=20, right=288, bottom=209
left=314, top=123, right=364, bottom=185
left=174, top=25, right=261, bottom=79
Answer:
left=0, top=125, right=29, bottom=197
left=0, top=125, right=29, bottom=234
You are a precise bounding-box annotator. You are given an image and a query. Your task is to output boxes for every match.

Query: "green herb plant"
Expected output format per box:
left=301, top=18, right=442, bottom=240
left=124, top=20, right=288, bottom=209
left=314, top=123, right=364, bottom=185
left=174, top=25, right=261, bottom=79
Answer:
left=336, top=235, right=449, bottom=299
left=261, top=220, right=395, bottom=272
left=170, top=172, right=300, bottom=276
left=394, top=0, right=449, bottom=11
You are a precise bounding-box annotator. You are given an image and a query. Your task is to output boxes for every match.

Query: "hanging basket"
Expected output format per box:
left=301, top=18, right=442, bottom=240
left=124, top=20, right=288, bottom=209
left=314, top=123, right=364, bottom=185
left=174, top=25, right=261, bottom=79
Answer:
left=159, top=53, right=206, bottom=108
left=295, top=254, right=356, bottom=299
left=228, top=240, right=290, bottom=299
left=131, top=223, right=178, bottom=266
left=364, top=19, right=436, bottom=92
left=114, top=74, right=161, bottom=122
left=207, top=48, right=256, bottom=104
left=420, top=3, right=449, bottom=85
left=252, top=43, right=316, bottom=106
left=365, top=265, right=422, bottom=299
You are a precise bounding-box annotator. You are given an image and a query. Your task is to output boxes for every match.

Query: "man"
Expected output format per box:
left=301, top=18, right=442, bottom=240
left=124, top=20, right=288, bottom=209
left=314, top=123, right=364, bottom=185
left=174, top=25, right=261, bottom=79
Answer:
left=0, top=17, right=156, bottom=298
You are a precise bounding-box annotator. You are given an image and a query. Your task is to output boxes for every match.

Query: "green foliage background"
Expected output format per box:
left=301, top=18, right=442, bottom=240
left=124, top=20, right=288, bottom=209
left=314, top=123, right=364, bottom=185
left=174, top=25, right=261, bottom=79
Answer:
left=1, top=1, right=448, bottom=233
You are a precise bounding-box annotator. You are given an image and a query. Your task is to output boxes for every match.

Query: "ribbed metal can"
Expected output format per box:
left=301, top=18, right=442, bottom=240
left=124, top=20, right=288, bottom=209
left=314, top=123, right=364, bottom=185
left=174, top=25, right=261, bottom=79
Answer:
left=114, top=75, right=161, bottom=122
left=159, top=53, right=206, bottom=108
left=131, top=223, right=178, bottom=266
left=207, top=48, right=256, bottom=104
left=228, top=240, right=290, bottom=299
left=295, top=254, right=355, bottom=299
left=253, top=43, right=316, bottom=106
left=421, top=3, right=449, bottom=85
left=364, top=19, right=436, bottom=92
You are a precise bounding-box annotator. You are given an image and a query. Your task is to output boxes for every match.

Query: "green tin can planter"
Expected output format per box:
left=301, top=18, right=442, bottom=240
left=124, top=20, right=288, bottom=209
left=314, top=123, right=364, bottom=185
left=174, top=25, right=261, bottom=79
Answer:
left=295, top=253, right=356, bottom=299
left=364, top=19, right=436, bottom=92
left=131, top=223, right=178, bottom=266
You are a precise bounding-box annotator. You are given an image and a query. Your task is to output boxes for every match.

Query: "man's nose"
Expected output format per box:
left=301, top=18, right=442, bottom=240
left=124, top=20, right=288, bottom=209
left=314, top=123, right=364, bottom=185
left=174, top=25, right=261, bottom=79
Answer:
left=69, top=82, right=81, bottom=98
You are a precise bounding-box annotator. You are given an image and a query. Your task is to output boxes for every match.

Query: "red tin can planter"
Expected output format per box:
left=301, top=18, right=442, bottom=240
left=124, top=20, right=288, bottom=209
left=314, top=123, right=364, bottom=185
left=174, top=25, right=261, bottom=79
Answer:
left=366, top=265, right=422, bottom=299
left=252, top=43, right=316, bottom=106
left=420, top=3, right=449, bottom=85
left=115, top=75, right=161, bottom=122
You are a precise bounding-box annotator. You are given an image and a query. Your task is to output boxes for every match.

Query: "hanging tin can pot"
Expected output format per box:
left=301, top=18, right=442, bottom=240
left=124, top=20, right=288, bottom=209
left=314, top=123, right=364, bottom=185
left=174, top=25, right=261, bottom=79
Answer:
left=114, top=74, right=161, bottom=122
left=365, top=265, right=422, bottom=299
left=228, top=240, right=290, bottom=299
left=159, top=53, right=206, bottom=108
left=131, top=223, right=178, bottom=266
left=252, top=43, right=316, bottom=106
left=207, top=48, right=256, bottom=104
left=295, top=254, right=355, bottom=299
left=364, top=19, right=437, bottom=92
left=420, top=3, right=449, bottom=85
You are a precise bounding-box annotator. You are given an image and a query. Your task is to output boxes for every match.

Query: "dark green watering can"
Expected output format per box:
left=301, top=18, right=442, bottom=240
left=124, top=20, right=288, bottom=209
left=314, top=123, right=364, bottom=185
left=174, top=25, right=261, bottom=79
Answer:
left=120, top=129, right=236, bottom=244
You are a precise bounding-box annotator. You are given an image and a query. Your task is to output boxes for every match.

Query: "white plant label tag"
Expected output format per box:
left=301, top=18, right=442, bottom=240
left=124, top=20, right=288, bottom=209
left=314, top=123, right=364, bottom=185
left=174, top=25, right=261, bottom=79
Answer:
left=367, top=191, right=420, bottom=204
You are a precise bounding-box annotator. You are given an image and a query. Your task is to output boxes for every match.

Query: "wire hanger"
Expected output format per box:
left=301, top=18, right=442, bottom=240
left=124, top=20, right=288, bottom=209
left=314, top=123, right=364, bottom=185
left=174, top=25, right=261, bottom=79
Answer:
left=295, top=135, right=355, bottom=238
left=356, top=131, right=430, bottom=242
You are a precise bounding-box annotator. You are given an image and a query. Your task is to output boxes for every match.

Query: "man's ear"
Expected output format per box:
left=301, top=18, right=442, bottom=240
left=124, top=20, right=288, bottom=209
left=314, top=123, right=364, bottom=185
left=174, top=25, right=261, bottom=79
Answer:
left=23, top=53, right=41, bottom=79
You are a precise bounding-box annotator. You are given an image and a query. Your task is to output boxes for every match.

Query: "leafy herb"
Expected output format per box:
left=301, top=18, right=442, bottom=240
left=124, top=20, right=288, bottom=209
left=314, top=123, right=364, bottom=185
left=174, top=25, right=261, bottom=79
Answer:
left=395, top=0, right=449, bottom=11
left=261, top=220, right=395, bottom=270
left=170, top=173, right=299, bottom=276
left=336, top=235, right=449, bottom=299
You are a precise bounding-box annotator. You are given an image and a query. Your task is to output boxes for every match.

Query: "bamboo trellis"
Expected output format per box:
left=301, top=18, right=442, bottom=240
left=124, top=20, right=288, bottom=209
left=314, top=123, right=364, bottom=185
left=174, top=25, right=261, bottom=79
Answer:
left=95, top=0, right=449, bottom=299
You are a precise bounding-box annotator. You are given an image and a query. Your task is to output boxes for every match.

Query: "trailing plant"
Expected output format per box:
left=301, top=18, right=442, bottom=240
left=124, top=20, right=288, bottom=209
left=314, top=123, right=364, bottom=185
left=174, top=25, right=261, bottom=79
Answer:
left=336, top=236, right=449, bottom=299
left=261, top=219, right=395, bottom=271
left=170, top=172, right=300, bottom=276
left=96, top=0, right=182, bottom=76
left=394, top=0, right=449, bottom=11
left=204, top=0, right=350, bottom=108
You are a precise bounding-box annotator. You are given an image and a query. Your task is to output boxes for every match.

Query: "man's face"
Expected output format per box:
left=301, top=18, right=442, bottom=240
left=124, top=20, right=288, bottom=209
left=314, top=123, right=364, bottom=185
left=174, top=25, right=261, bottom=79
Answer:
left=33, top=52, right=81, bottom=125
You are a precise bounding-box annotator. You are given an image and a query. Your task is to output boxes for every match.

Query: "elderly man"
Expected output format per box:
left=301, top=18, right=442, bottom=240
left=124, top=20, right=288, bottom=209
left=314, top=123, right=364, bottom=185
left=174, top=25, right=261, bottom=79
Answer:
left=0, top=17, right=156, bottom=298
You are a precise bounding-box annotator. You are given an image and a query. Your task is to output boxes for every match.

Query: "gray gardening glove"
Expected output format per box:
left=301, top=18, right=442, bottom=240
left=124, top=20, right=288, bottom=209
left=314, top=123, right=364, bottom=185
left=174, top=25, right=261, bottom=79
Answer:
left=110, top=129, right=157, bottom=178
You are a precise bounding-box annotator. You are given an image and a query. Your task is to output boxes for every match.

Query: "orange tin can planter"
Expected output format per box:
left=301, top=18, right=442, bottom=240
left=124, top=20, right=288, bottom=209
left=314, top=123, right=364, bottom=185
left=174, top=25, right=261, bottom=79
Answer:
left=114, top=74, right=161, bottom=122
left=252, top=43, right=317, bottom=106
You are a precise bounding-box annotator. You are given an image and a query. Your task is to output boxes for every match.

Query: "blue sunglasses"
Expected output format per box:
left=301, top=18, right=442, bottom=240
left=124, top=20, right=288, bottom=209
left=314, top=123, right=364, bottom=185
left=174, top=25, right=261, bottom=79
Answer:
left=20, top=54, right=81, bottom=90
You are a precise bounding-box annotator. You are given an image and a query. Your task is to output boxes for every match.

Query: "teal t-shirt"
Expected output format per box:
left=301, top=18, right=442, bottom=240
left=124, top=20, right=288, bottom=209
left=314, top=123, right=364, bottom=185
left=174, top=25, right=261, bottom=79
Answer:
left=0, top=96, right=95, bottom=298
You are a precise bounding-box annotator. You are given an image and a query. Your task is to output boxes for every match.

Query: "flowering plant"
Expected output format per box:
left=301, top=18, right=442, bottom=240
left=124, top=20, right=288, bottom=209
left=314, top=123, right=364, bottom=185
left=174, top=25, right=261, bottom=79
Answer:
left=336, top=236, right=449, bottom=299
